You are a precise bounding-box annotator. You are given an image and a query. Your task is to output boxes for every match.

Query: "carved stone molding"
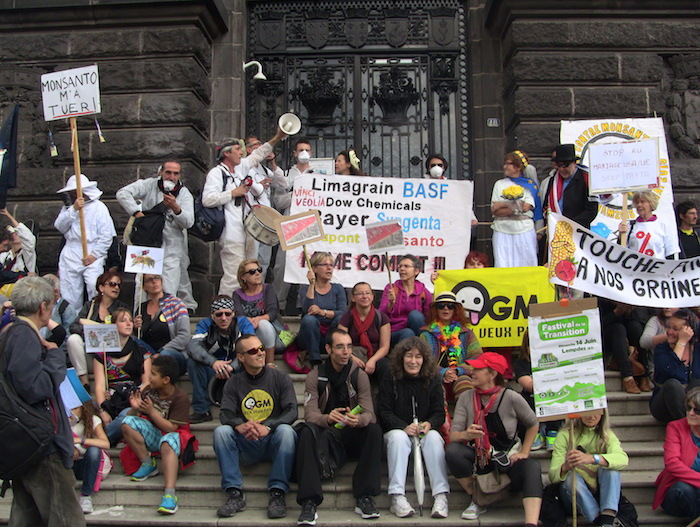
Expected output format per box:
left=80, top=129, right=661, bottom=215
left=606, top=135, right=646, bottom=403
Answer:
left=666, top=54, right=700, bottom=158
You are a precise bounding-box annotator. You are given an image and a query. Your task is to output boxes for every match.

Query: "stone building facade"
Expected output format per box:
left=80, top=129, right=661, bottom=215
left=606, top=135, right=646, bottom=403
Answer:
left=1, top=0, right=699, bottom=311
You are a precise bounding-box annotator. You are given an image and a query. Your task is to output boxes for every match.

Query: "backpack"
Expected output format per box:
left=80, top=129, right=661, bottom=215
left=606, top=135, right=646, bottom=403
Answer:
left=128, top=202, right=168, bottom=247
left=0, top=323, right=56, bottom=485
left=190, top=168, right=227, bottom=242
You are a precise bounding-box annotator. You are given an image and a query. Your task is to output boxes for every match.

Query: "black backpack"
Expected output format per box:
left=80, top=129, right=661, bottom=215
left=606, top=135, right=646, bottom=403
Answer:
left=190, top=168, right=227, bottom=242
left=0, top=323, right=56, bottom=486
left=130, top=202, right=168, bottom=247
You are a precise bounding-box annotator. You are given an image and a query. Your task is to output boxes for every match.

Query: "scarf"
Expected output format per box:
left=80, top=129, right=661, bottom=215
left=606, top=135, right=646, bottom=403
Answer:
left=430, top=320, right=462, bottom=368
left=511, top=175, right=543, bottom=221
left=472, top=385, right=503, bottom=469
left=547, top=173, right=567, bottom=215
left=351, top=306, right=375, bottom=358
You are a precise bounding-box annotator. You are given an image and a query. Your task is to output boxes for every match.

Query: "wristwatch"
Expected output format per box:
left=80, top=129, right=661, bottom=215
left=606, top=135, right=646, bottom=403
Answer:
left=593, top=454, right=601, bottom=465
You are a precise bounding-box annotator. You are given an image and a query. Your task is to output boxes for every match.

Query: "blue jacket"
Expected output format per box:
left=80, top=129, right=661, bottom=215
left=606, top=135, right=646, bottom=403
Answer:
left=652, top=341, right=700, bottom=402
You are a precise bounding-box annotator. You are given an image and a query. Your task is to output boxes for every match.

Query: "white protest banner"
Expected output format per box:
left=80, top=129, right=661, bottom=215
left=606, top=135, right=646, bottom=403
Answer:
left=529, top=299, right=607, bottom=419
left=124, top=246, right=164, bottom=275
left=548, top=212, right=700, bottom=308
left=285, top=174, right=473, bottom=289
left=83, top=324, right=121, bottom=353
left=588, top=139, right=659, bottom=194
left=41, top=65, right=101, bottom=121
left=275, top=210, right=324, bottom=251
left=365, top=220, right=404, bottom=253
left=560, top=118, right=679, bottom=253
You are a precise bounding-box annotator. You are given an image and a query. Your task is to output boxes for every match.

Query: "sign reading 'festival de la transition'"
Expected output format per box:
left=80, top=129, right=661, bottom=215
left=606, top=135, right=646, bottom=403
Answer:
left=284, top=174, right=474, bottom=290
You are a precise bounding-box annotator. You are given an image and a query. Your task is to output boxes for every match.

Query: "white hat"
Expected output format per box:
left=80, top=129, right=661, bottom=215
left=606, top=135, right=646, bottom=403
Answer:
left=56, top=174, right=97, bottom=194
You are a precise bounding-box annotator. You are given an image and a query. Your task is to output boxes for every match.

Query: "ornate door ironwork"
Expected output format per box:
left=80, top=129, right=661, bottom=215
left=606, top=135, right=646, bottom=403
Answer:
left=247, top=1, right=470, bottom=180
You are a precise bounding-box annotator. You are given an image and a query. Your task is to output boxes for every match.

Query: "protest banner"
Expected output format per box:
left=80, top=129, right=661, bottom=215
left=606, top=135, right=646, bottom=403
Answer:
left=434, top=267, right=556, bottom=347
left=560, top=117, right=679, bottom=254
left=275, top=210, right=324, bottom=251
left=548, top=211, right=700, bottom=307
left=40, top=65, right=101, bottom=121
left=588, top=138, right=660, bottom=194
left=124, top=245, right=164, bottom=275
left=285, top=174, right=473, bottom=289
left=528, top=298, right=606, bottom=420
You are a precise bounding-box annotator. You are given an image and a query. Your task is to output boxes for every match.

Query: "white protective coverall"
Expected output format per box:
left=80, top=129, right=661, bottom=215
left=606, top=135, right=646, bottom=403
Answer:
left=116, top=177, right=197, bottom=311
left=0, top=222, right=36, bottom=273
left=54, top=181, right=116, bottom=311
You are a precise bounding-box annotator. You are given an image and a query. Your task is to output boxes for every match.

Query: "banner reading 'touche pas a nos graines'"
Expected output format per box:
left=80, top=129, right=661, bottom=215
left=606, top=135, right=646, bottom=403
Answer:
left=285, top=174, right=473, bottom=290
left=548, top=212, right=700, bottom=308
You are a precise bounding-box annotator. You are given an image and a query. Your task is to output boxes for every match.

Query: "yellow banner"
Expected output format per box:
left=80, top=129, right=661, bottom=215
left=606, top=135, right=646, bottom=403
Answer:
left=434, top=267, right=556, bottom=348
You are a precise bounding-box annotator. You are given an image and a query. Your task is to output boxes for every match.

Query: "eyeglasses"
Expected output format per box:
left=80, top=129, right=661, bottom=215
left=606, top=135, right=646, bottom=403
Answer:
left=106, top=281, right=121, bottom=288
left=213, top=311, right=234, bottom=318
left=688, top=406, right=700, bottom=414
left=436, top=302, right=456, bottom=310
left=555, top=161, right=572, bottom=168
left=332, top=344, right=353, bottom=351
left=246, top=141, right=261, bottom=149
left=245, top=267, right=263, bottom=275
left=242, top=344, right=266, bottom=355
left=144, top=276, right=161, bottom=283
left=429, top=163, right=444, bottom=168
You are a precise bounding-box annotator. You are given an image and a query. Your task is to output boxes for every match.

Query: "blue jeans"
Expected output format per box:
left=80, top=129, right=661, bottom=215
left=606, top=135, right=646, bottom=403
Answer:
left=390, top=310, right=425, bottom=347
left=106, top=407, right=130, bottom=446
left=297, top=314, right=342, bottom=362
left=187, top=357, right=215, bottom=414
left=213, top=423, right=297, bottom=494
left=158, top=348, right=188, bottom=376
left=662, top=481, right=700, bottom=519
left=560, top=468, right=621, bottom=522
left=72, top=446, right=102, bottom=496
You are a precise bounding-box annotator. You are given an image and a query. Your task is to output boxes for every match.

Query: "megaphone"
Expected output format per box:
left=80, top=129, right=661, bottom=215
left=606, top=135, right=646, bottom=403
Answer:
left=278, top=113, right=302, bottom=135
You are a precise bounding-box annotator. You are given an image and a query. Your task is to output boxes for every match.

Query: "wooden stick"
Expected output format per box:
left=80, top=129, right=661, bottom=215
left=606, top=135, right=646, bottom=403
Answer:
left=102, top=342, right=108, bottom=390
left=686, top=515, right=700, bottom=527
left=620, top=193, right=629, bottom=247
left=385, top=251, right=392, bottom=285
left=135, top=273, right=143, bottom=339
left=570, top=419, right=578, bottom=527
left=70, top=117, right=89, bottom=260
left=302, top=245, right=312, bottom=270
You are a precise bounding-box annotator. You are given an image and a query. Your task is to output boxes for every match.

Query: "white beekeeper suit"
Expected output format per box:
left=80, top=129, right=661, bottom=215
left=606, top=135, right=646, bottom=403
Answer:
left=54, top=174, right=116, bottom=311
left=203, top=142, right=269, bottom=295
left=116, top=174, right=197, bottom=311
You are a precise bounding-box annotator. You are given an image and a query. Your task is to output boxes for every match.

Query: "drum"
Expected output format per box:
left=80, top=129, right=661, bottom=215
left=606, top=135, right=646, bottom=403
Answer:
left=244, top=204, right=281, bottom=245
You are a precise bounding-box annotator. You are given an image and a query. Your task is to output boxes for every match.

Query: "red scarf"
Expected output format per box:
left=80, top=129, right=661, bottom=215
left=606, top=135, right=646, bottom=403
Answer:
left=547, top=174, right=566, bottom=215
left=472, top=385, right=503, bottom=469
left=352, top=306, right=375, bottom=358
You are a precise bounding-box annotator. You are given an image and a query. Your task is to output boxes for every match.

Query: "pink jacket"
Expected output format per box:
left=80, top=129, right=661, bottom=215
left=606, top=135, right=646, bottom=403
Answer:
left=379, top=280, right=432, bottom=332
left=653, top=418, right=700, bottom=509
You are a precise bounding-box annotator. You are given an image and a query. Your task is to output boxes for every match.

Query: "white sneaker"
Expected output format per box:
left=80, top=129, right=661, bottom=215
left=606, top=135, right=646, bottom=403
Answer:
left=79, top=495, right=93, bottom=514
left=431, top=492, right=449, bottom=518
left=461, top=502, right=486, bottom=520
left=389, top=494, right=415, bottom=518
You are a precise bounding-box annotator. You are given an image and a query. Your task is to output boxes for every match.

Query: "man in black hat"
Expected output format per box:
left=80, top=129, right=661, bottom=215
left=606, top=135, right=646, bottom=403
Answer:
left=540, top=144, right=598, bottom=229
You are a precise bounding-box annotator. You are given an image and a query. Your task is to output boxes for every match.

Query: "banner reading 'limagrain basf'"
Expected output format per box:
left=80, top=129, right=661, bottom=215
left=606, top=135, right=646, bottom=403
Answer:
left=548, top=212, right=700, bottom=308
left=285, top=174, right=473, bottom=289
left=434, top=267, right=556, bottom=348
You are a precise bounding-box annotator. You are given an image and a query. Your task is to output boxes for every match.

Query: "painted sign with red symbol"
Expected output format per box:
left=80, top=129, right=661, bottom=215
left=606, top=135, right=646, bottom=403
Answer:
left=275, top=210, right=324, bottom=251
left=365, top=220, right=404, bottom=253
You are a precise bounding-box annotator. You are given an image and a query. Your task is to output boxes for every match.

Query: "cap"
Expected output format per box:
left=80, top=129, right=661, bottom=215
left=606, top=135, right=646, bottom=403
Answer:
left=467, top=352, right=508, bottom=375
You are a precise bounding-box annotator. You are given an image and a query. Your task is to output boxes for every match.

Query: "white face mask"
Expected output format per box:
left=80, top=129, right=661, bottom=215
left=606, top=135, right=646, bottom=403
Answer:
left=162, top=180, right=176, bottom=191
left=297, top=150, right=311, bottom=163
left=429, top=165, right=444, bottom=179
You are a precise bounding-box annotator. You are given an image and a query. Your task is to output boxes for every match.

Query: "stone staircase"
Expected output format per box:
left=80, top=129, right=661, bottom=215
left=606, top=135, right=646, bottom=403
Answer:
left=0, top=318, right=680, bottom=526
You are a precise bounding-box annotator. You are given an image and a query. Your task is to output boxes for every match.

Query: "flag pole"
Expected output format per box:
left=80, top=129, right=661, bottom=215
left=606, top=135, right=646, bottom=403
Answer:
left=69, top=117, right=89, bottom=260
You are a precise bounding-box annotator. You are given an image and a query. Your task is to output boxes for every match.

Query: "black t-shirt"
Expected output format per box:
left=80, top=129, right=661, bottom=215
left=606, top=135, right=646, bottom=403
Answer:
left=140, top=304, right=170, bottom=352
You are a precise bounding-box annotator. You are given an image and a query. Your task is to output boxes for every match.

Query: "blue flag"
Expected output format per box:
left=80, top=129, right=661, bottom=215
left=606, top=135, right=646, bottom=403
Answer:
left=0, top=104, right=19, bottom=208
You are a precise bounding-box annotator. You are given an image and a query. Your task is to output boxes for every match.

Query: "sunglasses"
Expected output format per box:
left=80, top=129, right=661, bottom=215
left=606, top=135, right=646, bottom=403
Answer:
left=555, top=161, right=572, bottom=168
left=245, top=267, right=263, bottom=275
left=242, top=344, right=266, bottom=355
left=688, top=406, right=700, bottom=415
left=213, top=311, right=233, bottom=318
left=436, top=302, right=456, bottom=310
left=105, top=281, right=121, bottom=288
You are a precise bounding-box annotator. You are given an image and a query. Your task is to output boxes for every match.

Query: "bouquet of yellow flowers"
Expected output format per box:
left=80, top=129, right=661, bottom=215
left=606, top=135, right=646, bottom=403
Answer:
left=501, top=184, right=525, bottom=200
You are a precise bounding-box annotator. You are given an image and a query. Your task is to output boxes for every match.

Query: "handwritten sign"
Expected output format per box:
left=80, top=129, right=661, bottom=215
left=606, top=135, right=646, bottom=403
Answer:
left=41, top=65, right=101, bottom=121
left=83, top=324, right=121, bottom=353
left=124, top=245, right=164, bottom=275
left=275, top=210, right=324, bottom=250
left=588, top=139, right=659, bottom=194
left=365, top=220, right=404, bottom=253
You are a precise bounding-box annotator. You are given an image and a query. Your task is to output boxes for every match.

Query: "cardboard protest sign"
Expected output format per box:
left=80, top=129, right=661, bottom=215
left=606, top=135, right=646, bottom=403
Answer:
left=548, top=212, right=700, bottom=307
left=560, top=117, right=679, bottom=253
left=124, top=246, right=164, bottom=275
left=275, top=210, right=324, bottom=250
left=83, top=324, right=120, bottom=353
left=434, top=267, right=556, bottom=347
left=365, top=220, right=404, bottom=253
left=588, top=139, right=659, bottom=194
left=41, top=65, right=101, bottom=121
left=528, top=298, right=607, bottom=420
left=286, top=174, right=473, bottom=289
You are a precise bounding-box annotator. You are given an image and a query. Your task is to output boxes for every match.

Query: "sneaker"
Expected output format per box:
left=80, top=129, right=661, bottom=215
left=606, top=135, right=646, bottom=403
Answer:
left=217, top=488, right=246, bottom=518
left=158, top=494, right=178, bottom=515
left=461, top=502, right=486, bottom=520
left=431, top=492, right=449, bottom=519
left=532, top=433, right=545, bottom=451
left=390, top=494, right=415, bottom=518
left=546, top=430, right=558, bottom=452
left=131, top=458, right=158, bottom=481
left=79, top=495, right=93, bottom=514
left=189, top=411, right=212, bottom=424
left=354, top=496, right=380, bottom=519
left=268, top=488, right=287, bottom=519
left=297, top=500, right=318, bottom=526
